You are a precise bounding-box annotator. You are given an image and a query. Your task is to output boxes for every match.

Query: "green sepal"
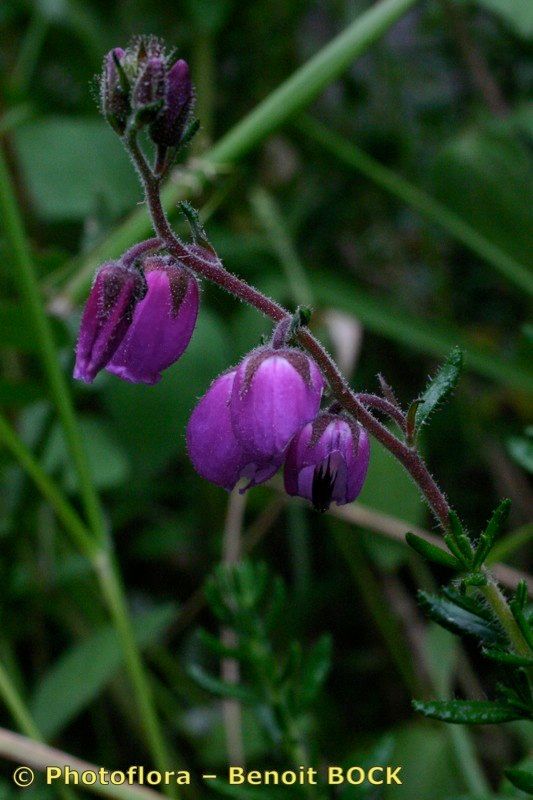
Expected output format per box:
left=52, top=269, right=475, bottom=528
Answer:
left=405, top=399, right=421, bottom=446
left=178, top=118, right=200, bottom=150
left=412, top=698, right=526, bottom=724
left=405, top=531, right=460, bottom=569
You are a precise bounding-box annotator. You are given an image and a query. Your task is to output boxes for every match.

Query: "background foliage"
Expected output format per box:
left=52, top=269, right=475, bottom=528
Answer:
left=0, top=0, right=532, bottom=798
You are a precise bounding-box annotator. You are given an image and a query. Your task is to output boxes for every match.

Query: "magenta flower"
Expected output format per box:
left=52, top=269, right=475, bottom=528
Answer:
left=74, top=261, right=145, bottom=384
left=149, top=59, right=194, bottom=148
left=106, top=256, right=199, bottom=385
left=230, top=347, right=325, bottom=461
left=186, top=370, right=282, bottom=491
left=284, top=412, right=370, bottom=512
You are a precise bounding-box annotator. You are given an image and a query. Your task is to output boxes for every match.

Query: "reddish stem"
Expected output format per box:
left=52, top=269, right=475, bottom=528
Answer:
left=127, top=135, right=451, bottom=531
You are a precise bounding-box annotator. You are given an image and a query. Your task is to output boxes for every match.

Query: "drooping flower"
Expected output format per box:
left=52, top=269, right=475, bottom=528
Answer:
left=106, top=256, right=199, bottom=385
left=230, top=347, right=325, bottom=461
left=74, top=261, right=145, bottom=384
left=284, top=412, right=370, bottom=512
left=186, top=370, right=282, bottom=491
left=149, top=59, right=194, bottom=149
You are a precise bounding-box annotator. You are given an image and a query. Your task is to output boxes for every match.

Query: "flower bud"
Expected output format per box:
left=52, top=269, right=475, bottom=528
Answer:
left=186, top=370, right=282, bottom=491
left=284, top=413, right=370, bottom=512
left=100, top=48, right=130, bottom=135
left=132, top=56, right=166, bottom=113
left=106, top=256, right=199, bottom=385
left=149, top=59, right=194, bottom=149
left=230, top=347, right=325, bottom=461
left=74, top=261, right=145, bottom=384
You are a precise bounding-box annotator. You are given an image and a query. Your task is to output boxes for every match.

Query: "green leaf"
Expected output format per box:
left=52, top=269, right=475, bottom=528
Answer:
left=0, top=301, right=67, bottom=351
left=187, top=664, right=258, bottom=703
left=505, top=767, right=533, bottom=795
left=471, top=0, right=533, bottom=39
left=418, top=591, right=504, bottom=644
left=412, top=699, right=525, bottom=724
left=472, top=499, right=512, bottom=568
left=42, top=416, right=130, bottom=491
left=31, top=604, right=177, bottom=738
left=406, top=532, right=460, bottom=569
left=299, top=635, right=332, bottom=708
left=433, top=125, right=533, bottom=271
left=415, top=348, right=463, bottom=431
left=13, top=117, right=140, bottom=221
left=507, top=428, right=533, bottom=474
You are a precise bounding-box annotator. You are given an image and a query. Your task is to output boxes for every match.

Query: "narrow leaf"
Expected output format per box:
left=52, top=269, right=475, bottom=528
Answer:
left=31, top=604, right=176, bottom=738
left=473, top=499, right=512, bottom=569
left=418, top=591, right=504, bottom=644
left=299, top=635, right=332, bottom=708
left=406, top=532, right=460, bottom=569
left=187, top=664, right=257, bottom=703
left=412, top=699, right=525, bottom=724
left=482, top=648, right=533, bottom=667
left=505, top=767, right=533, bottom=795
left=415, top=347, right=463, bottom=429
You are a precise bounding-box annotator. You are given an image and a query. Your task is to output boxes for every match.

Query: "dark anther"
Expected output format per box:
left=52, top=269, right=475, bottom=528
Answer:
left=311, top=457, right=337, bottom=513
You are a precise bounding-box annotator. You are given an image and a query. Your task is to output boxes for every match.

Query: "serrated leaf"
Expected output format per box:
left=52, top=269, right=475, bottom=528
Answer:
left=406, top=532, right=460, bottom=569
left=505, top=767, right=533, bottom=795
left=415, top=348, right=463, bottom=430
left=412, top=699, right=525, bottom=724
left=418, top=591, right=504, bottom=644
left=187, top=664, right=258, bottom=703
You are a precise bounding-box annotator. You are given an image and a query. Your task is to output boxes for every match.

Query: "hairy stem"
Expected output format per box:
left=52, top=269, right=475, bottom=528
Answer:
left=127, top=134, right=451, bottom=529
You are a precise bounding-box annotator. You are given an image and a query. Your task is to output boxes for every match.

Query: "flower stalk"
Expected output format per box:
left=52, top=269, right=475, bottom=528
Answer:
left=123, top=127, right=530, bottom=662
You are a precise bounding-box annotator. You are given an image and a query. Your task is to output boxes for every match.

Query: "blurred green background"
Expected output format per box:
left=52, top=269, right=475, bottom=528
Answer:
left=0, top=0, right=532, bottom=797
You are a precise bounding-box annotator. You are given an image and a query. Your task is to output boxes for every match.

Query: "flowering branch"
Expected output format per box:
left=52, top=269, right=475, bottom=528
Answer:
left=124, top=130, right=452, bottom=530
left=71, top=38, right=531, bottom=744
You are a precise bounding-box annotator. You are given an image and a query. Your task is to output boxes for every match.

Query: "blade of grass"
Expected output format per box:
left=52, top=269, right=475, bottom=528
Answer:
left=0, top=726, right=163, bottom=800
left=57, top=0, right=421, bottom=304
left=0, top=665, right=74, bottom=800
left=296, top=114, right=533, bottom=296
left=0, top=151, right=175, bottom=793
left=249, top=182, right=532, bottom=393
left=309, top=272, right=533, bottom=394
left=250, top=187, right=314, bottom=306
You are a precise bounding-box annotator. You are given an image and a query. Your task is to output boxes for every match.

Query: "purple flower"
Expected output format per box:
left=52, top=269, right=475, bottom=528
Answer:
left=132, top=55, right=166, bottom=110
left=100, top=48, right=129, bottom=134
left=74, top=261, right=145, bottom=384
left=150, top=59, right=194, bottom=148
left=106, top=256, right=199, bottom=385
left=284, top=412, right=370, bottom=512
left=230, top=347, right=325, bottom=461
left=186, top=370, right=282, bottom=491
